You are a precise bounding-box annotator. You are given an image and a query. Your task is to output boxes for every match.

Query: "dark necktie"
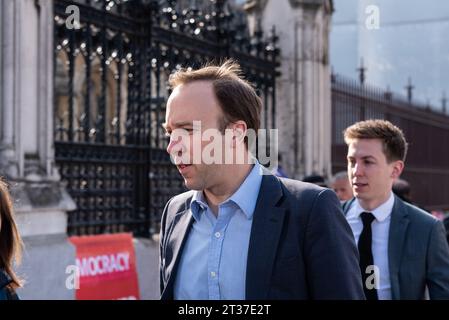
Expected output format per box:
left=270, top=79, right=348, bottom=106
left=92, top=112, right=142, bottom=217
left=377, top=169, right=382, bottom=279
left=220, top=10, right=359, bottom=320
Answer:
left=358, top=212, right=378, bottom=300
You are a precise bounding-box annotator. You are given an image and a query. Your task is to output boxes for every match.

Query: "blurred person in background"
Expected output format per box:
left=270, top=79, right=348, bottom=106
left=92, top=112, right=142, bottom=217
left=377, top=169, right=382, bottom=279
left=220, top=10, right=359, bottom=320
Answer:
left=331, top=171, right=354, bottom=203
left=393, top=178, right=435, bottom=216
left=271, top=154, right=289, bottom=178
left=392, top=178, right=412, bottom=204
left=302, top=174, right=328, bottom=188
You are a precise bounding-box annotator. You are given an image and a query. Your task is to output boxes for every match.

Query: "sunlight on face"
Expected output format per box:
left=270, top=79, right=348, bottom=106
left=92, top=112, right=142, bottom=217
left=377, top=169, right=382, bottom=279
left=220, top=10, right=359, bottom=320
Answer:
left=347, top=138, right=403, bottom=210
left=164, top=81, right=227, bottom=190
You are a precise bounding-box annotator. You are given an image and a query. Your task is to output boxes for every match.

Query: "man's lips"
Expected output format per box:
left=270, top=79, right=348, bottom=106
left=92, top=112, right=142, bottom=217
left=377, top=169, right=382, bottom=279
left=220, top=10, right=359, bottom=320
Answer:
left=353, top=182, right=368, bottom=188
left=177, top=164, right=192, bottom=174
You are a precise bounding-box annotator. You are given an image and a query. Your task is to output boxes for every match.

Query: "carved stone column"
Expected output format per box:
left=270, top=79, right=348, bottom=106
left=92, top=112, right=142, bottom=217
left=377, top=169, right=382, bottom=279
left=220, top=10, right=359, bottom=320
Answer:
left=0, top=0, right=75, bottom=237
left=245, top=0, right=333, bottom=180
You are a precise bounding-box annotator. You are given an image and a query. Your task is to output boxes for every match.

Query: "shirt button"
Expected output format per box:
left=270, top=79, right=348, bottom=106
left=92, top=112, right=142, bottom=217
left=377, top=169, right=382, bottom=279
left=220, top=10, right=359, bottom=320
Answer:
left=214, top=232, right=221, bottom=238
left=210, top=271, right=216, bottom=278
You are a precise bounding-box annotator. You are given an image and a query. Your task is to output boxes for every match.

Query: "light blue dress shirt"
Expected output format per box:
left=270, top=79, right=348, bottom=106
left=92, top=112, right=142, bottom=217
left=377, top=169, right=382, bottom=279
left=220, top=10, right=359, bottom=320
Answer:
left=173, top=162, right=263, bottom=300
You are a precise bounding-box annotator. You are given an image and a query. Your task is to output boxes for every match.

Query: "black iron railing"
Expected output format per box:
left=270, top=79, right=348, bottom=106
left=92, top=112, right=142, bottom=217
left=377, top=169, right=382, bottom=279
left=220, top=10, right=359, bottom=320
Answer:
left=53, top=0, right=279, bottom=236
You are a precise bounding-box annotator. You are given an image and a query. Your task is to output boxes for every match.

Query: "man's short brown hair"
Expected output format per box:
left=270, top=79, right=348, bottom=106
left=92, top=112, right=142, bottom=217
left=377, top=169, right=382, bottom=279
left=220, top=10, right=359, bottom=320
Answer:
left=344, top=119, right=408, bottom=162
left=168, top=59, right=262, bottom=135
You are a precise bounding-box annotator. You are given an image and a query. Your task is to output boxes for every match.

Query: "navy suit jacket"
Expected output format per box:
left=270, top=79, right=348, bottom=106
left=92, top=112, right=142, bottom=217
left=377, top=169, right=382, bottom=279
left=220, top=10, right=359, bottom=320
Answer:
left=159, top=172, right=365, bottom=299
left=343, top=196, right=449, bottom=299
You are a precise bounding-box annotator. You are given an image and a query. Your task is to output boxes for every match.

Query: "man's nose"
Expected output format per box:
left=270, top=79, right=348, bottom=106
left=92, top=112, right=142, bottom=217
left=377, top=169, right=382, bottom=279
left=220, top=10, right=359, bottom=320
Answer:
left=166, top=136, right=183, bottom=155
left=352, top=162, right=363, bottom=176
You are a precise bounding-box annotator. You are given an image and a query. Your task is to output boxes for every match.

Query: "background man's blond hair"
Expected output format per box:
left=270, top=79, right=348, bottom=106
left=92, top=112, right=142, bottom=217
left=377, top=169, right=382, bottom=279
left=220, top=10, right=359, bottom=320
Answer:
left=344, top=119, right=408, bottom=162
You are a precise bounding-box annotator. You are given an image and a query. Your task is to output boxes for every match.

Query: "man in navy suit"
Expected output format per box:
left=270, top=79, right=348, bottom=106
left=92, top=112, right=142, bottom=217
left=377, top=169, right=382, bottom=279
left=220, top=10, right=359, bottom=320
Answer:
left=159, top=60, right=365, bottom=300
left=343, top=120, right=449, bottom=300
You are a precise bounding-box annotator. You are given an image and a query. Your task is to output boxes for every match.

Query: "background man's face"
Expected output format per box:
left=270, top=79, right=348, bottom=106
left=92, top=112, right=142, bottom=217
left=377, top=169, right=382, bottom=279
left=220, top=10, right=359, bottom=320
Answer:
left=331, top=178, right=353, bottom=202
left=165, top=81, right=225, bottom=190
left=347, top=138, right=401, bottom=207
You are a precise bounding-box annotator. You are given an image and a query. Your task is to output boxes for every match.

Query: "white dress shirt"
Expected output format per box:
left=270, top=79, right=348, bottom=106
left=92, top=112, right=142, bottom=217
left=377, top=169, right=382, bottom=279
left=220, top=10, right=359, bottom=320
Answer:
left=346, top=192, right=395, bottom=300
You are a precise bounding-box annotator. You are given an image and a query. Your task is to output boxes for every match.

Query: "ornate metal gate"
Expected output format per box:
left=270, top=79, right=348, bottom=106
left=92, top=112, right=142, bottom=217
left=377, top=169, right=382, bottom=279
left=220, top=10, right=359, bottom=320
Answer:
left=53, top=0, right=279, bottom=237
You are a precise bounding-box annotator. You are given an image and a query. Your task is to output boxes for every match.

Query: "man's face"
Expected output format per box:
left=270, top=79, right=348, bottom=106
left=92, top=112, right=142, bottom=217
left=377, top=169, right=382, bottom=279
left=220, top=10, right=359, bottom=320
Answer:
left=164, top=81, right=226, bottom=190
left=347, top=138, right=403, bottom=208
left=331, top=178, right=353, bottom=202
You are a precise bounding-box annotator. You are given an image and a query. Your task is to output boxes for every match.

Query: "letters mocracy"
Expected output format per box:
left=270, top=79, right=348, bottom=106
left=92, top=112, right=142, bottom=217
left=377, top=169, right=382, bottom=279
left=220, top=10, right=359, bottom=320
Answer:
left=76, top=252, right=130, bottom=277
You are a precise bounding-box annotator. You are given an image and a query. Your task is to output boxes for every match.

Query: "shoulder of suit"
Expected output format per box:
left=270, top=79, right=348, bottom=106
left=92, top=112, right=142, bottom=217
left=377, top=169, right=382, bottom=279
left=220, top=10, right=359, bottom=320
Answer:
left=278, top=176, right=327, bottom=192
left=277, top=177, right=329, bottom=199
left=166, top=190, right=195, bottom=214
left=397, top=197, right=438, bottom=225
left=342, top=198, right=355, bottom=213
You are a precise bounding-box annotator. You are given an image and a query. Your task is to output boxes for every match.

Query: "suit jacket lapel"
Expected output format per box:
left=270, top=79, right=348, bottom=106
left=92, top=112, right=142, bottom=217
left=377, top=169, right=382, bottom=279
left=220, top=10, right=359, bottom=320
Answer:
left=343, top=198, right=357, bottom=216
left=388, top=196, right=409, bottom=300
left=246, top=173, right=286, bottom=299
left=161, top=206, right=194, bottom=300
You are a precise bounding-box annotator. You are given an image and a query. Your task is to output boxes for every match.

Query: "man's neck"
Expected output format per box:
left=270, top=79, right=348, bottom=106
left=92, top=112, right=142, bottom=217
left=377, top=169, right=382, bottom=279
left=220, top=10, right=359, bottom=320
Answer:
left=358, top=191, right=392, bottom=212
left=203, top=163, right=254, bottom=216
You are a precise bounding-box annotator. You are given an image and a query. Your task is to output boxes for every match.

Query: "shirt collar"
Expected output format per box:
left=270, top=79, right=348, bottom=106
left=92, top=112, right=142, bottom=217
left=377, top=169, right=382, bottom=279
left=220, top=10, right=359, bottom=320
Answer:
left=354, top=191, right=395, bottom=222
left=190, top=161, right=263, bottom=221
left=190, top=191, right=208, bottom=222
left=227, top=161, right=263, bottom=219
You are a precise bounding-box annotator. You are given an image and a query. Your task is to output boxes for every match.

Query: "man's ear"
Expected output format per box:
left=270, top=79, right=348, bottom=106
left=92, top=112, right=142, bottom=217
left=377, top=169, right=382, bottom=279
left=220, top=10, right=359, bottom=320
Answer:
left=230, top=121, right=247, bottom=148
left=391, top=160, right=404, bottom=179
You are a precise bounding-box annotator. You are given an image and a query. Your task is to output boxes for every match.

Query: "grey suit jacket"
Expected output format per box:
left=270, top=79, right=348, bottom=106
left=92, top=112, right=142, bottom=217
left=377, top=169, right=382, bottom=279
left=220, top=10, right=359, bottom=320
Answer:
left=159, top=171, right=365, bottom=300
left=343, top=196, right=449, bottom=299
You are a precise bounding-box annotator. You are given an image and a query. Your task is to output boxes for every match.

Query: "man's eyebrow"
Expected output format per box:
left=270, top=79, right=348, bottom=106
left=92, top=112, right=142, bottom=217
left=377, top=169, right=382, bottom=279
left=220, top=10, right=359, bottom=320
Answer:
left=347, top=155, right=376, bottom=160
left=161, top=121, right=194, bottom=131
left=172, top=121, right=194, bottom=128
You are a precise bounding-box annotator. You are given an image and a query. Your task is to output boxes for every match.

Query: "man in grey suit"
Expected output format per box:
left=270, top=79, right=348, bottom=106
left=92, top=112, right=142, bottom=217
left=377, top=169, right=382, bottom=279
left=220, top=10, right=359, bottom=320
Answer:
left=343, top=119, right=449, bottom=300
left=159, top=60, right=365, bottom=300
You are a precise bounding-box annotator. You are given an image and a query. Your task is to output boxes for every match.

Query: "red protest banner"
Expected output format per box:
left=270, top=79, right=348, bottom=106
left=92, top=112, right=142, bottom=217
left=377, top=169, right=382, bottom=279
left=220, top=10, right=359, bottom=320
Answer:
left=69, top=233, right=140, bottom=300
